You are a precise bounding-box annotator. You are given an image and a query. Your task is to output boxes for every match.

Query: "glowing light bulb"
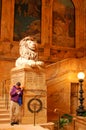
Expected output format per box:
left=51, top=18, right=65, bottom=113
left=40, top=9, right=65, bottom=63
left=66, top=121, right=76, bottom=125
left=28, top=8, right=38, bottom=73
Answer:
left=77, top=72, right=85, bottom=80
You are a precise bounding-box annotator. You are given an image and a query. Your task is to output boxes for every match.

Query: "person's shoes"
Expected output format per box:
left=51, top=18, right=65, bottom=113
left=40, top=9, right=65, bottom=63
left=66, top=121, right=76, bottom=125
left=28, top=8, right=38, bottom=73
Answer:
left=11, top=122, right=19, bottom=125
left=11, top=122, right=15, bottom=126
left=14, top=122, right=19, bottom=125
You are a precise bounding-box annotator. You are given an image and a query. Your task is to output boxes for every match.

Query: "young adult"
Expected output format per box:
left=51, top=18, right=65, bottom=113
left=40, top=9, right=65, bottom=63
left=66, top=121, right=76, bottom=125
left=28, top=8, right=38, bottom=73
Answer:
left=10, top=82, right=23, bottom=125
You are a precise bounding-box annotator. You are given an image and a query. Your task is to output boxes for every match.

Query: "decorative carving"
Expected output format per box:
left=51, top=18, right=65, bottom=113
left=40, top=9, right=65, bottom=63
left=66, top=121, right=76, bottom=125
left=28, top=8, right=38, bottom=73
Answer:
left=15, top=36, right=44, bottom=67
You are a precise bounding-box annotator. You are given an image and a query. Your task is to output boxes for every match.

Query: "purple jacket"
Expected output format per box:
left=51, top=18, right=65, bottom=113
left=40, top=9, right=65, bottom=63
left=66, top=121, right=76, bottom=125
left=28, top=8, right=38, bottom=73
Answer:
left=10, top=85, right=23, bottom=103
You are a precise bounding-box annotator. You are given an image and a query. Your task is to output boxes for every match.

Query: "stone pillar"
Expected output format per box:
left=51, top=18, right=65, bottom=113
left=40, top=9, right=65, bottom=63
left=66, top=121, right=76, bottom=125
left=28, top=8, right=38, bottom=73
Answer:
left=11, top=64, right=47, bottom=124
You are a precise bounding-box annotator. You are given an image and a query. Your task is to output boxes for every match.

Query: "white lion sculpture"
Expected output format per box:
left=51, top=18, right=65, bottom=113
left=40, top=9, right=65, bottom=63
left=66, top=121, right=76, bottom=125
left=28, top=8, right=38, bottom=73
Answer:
left=15, top=36, right=44, bottom=67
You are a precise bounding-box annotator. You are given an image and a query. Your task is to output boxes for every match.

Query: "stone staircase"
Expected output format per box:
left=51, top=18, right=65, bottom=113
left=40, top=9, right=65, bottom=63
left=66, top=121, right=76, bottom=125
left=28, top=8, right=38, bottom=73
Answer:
left=0, top=97, right=10, bottom=124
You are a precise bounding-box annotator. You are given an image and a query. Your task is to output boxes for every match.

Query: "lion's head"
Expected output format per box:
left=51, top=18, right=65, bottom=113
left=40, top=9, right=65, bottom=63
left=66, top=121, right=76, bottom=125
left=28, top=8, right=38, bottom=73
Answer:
left=19, top=36, right=38, bottom=60
left=15, top=36, right=44, bottom=67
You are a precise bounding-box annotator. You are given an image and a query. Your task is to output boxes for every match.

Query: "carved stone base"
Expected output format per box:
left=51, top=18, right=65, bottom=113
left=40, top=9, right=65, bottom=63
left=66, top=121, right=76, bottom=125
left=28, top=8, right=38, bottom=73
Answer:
left=11, top=64, right=47, bottom=124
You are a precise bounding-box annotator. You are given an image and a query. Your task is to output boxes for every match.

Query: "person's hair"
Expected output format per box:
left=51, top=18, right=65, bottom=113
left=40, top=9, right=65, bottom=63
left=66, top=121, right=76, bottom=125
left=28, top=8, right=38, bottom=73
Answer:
left=16, top=82, right=21, bottom=86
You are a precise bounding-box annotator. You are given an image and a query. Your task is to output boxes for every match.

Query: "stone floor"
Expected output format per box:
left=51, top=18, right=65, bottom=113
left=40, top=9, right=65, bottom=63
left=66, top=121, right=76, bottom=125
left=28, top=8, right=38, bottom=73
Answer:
left=0, top=124, right=49, bottom=130
left=0, top=122, right=55, bottom=130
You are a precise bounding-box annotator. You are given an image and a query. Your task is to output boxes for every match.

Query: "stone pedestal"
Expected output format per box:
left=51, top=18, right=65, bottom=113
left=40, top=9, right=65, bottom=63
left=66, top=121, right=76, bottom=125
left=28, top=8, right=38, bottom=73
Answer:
left=11, top=64, right=47, bottom=124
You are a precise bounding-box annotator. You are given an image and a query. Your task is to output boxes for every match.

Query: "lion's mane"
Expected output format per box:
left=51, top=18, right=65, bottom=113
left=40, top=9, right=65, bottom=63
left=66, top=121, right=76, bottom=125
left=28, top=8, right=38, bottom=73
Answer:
left=15, top=36, right=44, bottom=67
left=19, top=36, right=38, bottom=60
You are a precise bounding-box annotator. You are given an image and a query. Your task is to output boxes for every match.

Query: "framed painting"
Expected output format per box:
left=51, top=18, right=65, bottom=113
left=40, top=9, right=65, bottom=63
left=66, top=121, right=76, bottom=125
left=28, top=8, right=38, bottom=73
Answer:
left=52, top=0, right=75, bottom=48
left=13, top=0, right=41, bottom=44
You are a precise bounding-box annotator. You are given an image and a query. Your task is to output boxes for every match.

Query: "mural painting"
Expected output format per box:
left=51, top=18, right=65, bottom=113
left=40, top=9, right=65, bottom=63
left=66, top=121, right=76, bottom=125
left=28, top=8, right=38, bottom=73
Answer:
left=52, top=0, right=75, bottom=47
left=0, top=0, right=2, bottom=37
left=13, top=0, right=41, bottom=44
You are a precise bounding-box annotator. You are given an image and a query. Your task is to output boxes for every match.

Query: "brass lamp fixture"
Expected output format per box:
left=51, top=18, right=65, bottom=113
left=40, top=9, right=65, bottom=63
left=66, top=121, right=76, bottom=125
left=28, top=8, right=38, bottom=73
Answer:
left=76, top=72, right=86, bottom=116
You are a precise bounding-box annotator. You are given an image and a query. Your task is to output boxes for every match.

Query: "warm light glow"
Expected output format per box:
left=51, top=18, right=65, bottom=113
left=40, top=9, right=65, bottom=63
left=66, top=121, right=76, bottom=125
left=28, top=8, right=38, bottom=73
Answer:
left=77, top=72, right=85, bottom=80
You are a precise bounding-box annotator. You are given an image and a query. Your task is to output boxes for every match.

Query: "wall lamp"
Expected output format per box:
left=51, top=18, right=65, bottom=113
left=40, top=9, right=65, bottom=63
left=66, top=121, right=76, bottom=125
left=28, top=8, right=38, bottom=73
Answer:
left=76, top=72, right=86, bottom=116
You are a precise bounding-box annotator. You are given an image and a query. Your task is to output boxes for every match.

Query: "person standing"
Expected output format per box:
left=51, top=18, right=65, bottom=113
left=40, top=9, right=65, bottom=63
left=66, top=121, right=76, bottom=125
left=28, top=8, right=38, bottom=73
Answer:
left=10, top=82, right=23, bottom=125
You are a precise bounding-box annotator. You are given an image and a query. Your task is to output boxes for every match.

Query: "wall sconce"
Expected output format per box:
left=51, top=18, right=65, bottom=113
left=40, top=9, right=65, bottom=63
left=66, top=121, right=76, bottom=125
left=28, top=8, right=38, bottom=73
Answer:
left=76, top=72, right=86, bottom=116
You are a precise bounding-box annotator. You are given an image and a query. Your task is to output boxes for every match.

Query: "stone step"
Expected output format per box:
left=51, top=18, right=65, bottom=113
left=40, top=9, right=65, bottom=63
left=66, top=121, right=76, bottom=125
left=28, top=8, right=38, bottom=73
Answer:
left=0, top=118, right=10, bottom=124
left=0, top=101, right=9, bottom=107
left=0, top=101, right=6, bottom=104
left=0, top=113, right=10, bottom=118
left=0, top=104, right=9, bottom=108
left=0, top=97, right=10, bottom=124
left=0, top=108, right=9, bottom=112
left=0, top=105, right=6, bottom=108
left=0, top=98, right=9, bottom=101
left=0, top=104, right=8, bottom=108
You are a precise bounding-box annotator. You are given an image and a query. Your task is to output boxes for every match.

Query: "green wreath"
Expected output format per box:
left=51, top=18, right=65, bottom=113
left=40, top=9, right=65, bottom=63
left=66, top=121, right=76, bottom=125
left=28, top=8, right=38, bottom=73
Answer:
left=27, top=98, right=42, bottom=113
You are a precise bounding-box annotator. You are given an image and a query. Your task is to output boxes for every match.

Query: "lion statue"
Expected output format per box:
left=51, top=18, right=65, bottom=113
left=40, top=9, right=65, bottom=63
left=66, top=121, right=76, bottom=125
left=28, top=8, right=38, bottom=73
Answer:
left=15, top=36, right=44, bottom=67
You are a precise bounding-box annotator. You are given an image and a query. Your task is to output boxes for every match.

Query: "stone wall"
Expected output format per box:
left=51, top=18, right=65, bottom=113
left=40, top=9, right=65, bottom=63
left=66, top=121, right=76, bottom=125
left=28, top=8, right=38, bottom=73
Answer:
left=46, top=57, right=86, bottom=121
left=0, top=0, right=86, bottom=81
left=0, top=0, right=86, bottom=122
